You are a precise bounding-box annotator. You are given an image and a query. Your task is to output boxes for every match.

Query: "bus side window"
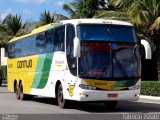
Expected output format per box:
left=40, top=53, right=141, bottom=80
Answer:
left=8, top=43, right=16, bottom=58
left=54, top=26, right=65, bottom=51
left=66, top=25, right=75, bottom=55
left=35, top=32, right=45, bottom=54
left=66, top=24, right=76, bottom=76
left=44, top=30, right=54, bottom=53
left=14, top=41, right=22, bottom=58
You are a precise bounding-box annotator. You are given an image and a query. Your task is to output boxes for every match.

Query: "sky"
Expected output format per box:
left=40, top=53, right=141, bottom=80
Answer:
left=0, top=0, right=72, bottom=22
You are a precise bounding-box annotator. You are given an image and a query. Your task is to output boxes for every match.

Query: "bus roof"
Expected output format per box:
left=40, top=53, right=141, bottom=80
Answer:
left=60, top=19, right=134, bottom=26
left=9, top=19, right=134, bottom=43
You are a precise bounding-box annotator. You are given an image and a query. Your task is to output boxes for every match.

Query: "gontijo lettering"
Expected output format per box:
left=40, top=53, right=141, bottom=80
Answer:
left=17, top=59, right=32, bottom=68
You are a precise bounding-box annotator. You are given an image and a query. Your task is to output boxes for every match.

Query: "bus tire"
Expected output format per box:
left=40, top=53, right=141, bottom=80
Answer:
left=104, top=101, right=118, bottom=110
left=14, top=82, right=20, bottom=100
left=19, top=83, right=28, bottom=100
left=57, top=84, right=69, bottom=108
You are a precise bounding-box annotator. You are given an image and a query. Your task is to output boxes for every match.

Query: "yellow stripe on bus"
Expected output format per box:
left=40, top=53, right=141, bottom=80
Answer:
left=84, top=79, right=127, bottom=90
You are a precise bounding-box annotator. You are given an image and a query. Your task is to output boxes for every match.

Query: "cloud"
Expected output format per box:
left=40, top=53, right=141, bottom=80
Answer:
left=24, top=8, right=32, bottom=15
left=15, top=0, right=51, bottom=4
left=56, top=1, right=65, bottom=7
left=0, top=8, right=14, bottom=20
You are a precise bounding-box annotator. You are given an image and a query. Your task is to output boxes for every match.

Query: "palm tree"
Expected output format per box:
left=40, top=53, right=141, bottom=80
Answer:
left=63, top=0, right=100, bottom=18
left=63, top=2, right=79, bottom=18
left=0, top=14, right=26, bottom=46
left=93, top=0, right=131, bottom=21
left=3, top=14, right=23, bottom=36
left=51, top=12, right=69, bottom=22
left=40, top=10, right=54, bottom=25
left=109, top=0, right=133, bottom=12
left=93, top=10, right=129, bottom=20
left=125, top=0, right=160, bottom=80
left=39, top=10, right=69, bottom=26
left=0, top=14, right=24, bottom=67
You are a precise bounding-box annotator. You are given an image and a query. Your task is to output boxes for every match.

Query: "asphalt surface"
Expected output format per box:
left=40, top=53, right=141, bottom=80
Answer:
left=0, top=85, right=160, bottom=120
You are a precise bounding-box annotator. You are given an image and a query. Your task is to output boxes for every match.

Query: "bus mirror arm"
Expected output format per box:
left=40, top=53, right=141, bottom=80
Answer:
left=73, top=37, right=80, bottom=57
left=141, top=39, right=152, bottom=59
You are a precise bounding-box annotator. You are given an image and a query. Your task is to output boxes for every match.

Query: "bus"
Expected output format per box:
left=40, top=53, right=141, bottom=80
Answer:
left=7, top=19, right=152, bottom=109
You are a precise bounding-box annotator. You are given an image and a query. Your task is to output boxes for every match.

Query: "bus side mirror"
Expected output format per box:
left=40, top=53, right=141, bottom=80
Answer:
left=73, top=37, right=80, bottom=57
left=141, top=39, right=152, bottom=59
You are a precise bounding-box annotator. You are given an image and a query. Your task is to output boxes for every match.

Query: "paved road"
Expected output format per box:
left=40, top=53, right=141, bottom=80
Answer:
left=0, top=85, right=160, bottom=120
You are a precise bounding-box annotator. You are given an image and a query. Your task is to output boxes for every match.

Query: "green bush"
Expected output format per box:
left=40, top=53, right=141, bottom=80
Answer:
left=0, top=65, right=7, bottom=80
left=141, top=81, right=160, bottom=96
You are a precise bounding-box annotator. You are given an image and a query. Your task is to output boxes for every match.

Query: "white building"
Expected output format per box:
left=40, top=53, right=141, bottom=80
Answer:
left=0, top=47, right=7, bottom=65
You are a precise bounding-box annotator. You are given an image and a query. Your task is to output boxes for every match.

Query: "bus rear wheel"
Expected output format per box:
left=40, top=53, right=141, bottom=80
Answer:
left=104, top=101, right=118, bottom=110
left=14, top=83, right=20, bottom=100
left=19, top=83, right=25, bottom=100
left=57, top=84, right=69, bottom=108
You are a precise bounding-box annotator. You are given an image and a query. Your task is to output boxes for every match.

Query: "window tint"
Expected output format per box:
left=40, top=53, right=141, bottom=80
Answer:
left=77, top=25, right=136, bottom=43
left=66, top=24, right=75, bottom=55
left=66, top=24, right=76, bottom=76
left=8, top=29, right=54, bottom=58
left=35, top=30, right=54, bottom=54
left=54, top=26, right=65, bottom=51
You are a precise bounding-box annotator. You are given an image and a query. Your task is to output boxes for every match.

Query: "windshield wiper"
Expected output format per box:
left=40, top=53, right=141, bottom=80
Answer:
left=112, top=50, right=128, bottom=78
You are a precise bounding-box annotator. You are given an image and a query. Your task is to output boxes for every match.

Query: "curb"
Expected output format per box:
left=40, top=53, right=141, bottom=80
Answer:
left=140, top=95, right=160, bottom=100
left=139, top=95, right=160, bottom=104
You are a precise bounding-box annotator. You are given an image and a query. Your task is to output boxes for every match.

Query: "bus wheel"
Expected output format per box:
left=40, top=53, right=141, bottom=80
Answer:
left=19, top=83, right=27, bottom=100
left=15, top=83, right=20, bottom=100
left=57, top=84, right=68, bottom=108
left=104, top=101, right=118, bottom=110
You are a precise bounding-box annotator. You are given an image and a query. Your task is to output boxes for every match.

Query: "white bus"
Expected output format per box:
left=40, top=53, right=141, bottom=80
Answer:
left=7, top=19, right=151, bottom=109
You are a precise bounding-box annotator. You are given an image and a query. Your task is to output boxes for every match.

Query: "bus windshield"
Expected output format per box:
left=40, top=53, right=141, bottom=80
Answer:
left=78, top=42, right=141, bottom=79
left=77, top=24, right=137, bottom=43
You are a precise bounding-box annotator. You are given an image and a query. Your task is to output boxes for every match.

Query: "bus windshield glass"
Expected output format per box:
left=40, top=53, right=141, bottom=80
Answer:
left=77, top=24, right=140, bottom=79
left=77, top=24, right=136, bottom=43
left=78, top=42, right=141, bottom=79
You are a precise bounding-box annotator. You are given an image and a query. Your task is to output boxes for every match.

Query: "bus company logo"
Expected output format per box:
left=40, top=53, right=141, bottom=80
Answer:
left=69, top=85, right=75, bottom=96
left=17, top=59, right=32, bottom=69
left=111, top=85, right=115, bottom=89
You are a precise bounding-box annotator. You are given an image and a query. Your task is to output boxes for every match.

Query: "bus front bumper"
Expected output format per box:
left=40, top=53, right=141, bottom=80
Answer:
left=72, top=89, right=140, bottom=102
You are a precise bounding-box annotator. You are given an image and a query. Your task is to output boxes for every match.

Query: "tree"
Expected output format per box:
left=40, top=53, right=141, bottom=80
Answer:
left=51, top=12, right=69, bottom=22
left=63, top=1, right=79, bottom=18
left=63, top=0, right=101, bottom=18
left=3, top=14, right=23, bottom=36
left=93, top=10, right=129, bottom=20
left=77, top=0, right=99, bottom=18
left=0, top=14, right=26, bottom=46
left=93, top=0, right=130, bottom=21
left=39, top=10, right=69, bottom=26
left=122, top=0, right=160, bottom=80
left=40, top=10, right=54, bottom=25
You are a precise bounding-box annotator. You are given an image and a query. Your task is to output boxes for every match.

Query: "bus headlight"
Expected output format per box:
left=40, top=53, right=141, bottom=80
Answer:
left=79, top=84, right=96, bottom=90
left=128, top=85, right=140, bottom=90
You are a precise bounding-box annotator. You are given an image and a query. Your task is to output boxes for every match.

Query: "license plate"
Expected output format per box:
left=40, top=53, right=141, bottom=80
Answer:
left=108, top=94, right=118, bottom=97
